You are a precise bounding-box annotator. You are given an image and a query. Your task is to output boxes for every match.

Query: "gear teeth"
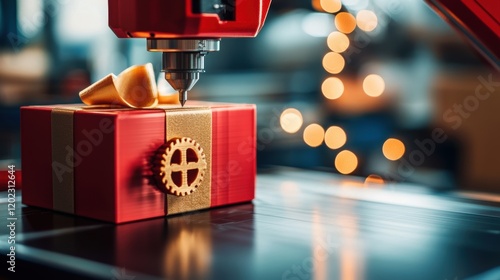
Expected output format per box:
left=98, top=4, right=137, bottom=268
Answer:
left=152, top=137, right=207, bottom=196
left=152, top=143, right=168, bottom=192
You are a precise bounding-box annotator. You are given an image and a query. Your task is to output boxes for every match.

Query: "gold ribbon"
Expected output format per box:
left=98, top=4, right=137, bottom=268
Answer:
left=50, top=105, right=129, bottom=213
left=164, top=108, right=212, bottom=215
left=79, top=63, right=181, bottom=108
left=51, top=106, right=82, bottom=213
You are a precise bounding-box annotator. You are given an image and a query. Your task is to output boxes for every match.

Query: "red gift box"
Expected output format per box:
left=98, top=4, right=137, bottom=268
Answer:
left=20, top=102, right=256, bottom=223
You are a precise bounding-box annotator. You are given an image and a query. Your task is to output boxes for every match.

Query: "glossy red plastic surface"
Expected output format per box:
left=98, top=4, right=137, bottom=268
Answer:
left=21, top=107, right=53, bottom=209
left=21, top=103, right=256, bottom=223
left=426, top=0, right=499, bottom=68
left=108, top=0, right=272, bottom=38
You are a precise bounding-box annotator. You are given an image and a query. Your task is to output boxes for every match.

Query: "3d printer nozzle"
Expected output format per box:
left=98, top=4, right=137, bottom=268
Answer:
left=147, top=39, right=220, bottom=107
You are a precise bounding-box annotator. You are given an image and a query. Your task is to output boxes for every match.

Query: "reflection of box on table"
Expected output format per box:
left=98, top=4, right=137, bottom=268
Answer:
left=21, top=102, right=256, bottom=223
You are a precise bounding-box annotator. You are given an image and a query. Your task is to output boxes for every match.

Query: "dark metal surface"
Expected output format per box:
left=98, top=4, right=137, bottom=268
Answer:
left=1, top=168, right=500, bottom=279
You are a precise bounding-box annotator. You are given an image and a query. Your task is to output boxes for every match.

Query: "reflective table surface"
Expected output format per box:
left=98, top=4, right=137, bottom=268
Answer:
left=1, top=168, right=500, bottom=279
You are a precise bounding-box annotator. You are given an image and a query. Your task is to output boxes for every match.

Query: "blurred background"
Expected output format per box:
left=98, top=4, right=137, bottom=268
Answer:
left=1, top=0, right=499, bottom=192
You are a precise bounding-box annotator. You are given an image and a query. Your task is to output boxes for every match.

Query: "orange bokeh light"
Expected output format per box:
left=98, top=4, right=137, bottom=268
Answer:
left=322, top=77, right=344, bottom=100
left=335, top=12, right=356, bottom=34
left=335, top=150, right=358, bottom=174
left=327, top=31, right=350, bottom=53
left=316, top=0, right=342, bottom=13
left=322, top=52, right=345, bottom=74
left=363, top=74, right=385, bottom=97
left=303, top=124, right=325, bottom=147
left=382, top=138, right=405, bottom=161
left=364, top=174, right=385, bottom=185
left=325, top=126, right=347, bottom=149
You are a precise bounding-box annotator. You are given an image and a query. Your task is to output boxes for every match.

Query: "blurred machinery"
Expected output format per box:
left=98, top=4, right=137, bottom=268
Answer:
left=108, top=0, right=272, bottom=105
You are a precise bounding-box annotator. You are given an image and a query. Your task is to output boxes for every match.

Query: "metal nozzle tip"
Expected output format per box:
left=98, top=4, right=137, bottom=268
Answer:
left=179, top=90, right=187, bottom=107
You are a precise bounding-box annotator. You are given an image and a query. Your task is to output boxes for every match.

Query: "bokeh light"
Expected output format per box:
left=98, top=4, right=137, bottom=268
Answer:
left=322, top=52, right=345, bottom=74
left=362, top=74, right=385, bottom=97
left=317, top=0, right=342, bottom=13
left=356, top=10, right=378, bottom=32
left=280, top=108, right=303, bottom=133
left=327, top=31, right=350, bottom=53
left=364, top=174, right=385, bottom=185
left=302, top=13, right=336, bottom=37
left=382, top=138, right=405, bottom=161
left=325, top=126, right=347, bottom=149
left=303, top=124, right=325, bottom=147
left=321, top=77, right=344, bottom=100
left=334, top=12, right=357, bottom=34
left=335, top=150, right=358, bottom=174
left=342, top=0, right=370, bottom=11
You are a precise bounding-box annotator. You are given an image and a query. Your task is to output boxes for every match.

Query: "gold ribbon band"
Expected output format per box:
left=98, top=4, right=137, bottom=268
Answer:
left=165, top=108, right=212, bottom=215
left=50, top=105, right=129, bottom=213
left=51, top=107, right=83, bottom=213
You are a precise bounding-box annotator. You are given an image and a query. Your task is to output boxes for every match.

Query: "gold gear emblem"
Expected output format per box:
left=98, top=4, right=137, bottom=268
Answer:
left=155, top=137, right=207, bottom=196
